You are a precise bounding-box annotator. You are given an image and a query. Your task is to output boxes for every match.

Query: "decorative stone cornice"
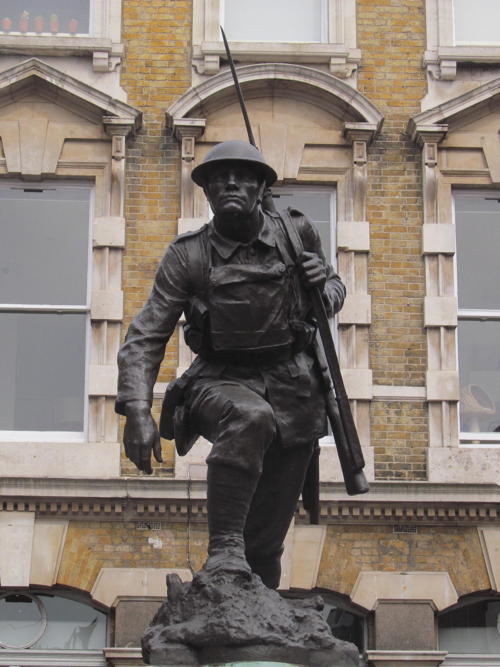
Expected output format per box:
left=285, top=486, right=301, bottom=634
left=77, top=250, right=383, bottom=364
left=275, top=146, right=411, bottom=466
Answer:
left=1, top=479, right=499, bottom=525
left=343, top=122, right=379, bottom=145
left=0, top=58, right=142, bottom=134
left=407, top=123, right=448, bottom=148
left=408, top=74, right=500, bottom=143
left=167, top=63, right=383, bottom=134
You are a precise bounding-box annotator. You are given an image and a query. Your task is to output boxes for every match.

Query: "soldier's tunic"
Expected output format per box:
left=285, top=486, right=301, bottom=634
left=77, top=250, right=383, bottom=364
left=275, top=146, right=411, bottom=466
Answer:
left=116, top=208, right=345, bottom=574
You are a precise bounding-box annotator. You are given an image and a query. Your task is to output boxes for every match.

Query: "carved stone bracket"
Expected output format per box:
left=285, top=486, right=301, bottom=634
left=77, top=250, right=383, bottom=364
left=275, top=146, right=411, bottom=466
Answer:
left=344, top=122, right=379, bottom=146
left=103, top=117, right=137, bottom=160
left=407, top=124, right=448, bottom=153
left=329, top=56, right=358, bottom=79
left=343, top=122, right=378, bottom=166
left=172, top=118, right=206, bottom=162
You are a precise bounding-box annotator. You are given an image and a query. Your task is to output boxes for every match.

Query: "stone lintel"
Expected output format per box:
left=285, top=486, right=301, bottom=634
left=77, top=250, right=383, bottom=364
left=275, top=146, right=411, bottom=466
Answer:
left=365, top=650, right=448, bottom=666
left=91, top=567, right=193, bottom=607
left=350, top=571, right=458, bottom=611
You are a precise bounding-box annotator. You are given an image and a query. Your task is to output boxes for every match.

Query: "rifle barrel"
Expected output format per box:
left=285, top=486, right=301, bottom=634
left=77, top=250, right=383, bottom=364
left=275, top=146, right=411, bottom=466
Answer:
left=220, top=26, right=256, bottom=148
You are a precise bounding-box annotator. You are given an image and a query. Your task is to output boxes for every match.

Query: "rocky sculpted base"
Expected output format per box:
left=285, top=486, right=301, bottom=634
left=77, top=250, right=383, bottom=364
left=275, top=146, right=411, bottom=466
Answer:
left=142, top=568, right=359, bottom=667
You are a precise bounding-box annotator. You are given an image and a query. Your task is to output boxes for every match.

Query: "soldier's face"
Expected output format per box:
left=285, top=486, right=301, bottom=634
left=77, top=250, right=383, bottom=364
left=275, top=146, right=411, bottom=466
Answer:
left=203, top=163, right=265, bottom=219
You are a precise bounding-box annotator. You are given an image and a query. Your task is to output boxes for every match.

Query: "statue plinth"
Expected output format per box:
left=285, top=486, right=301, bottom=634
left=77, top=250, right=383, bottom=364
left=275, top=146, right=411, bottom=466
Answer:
left=142, top=571, right=359, bottom=667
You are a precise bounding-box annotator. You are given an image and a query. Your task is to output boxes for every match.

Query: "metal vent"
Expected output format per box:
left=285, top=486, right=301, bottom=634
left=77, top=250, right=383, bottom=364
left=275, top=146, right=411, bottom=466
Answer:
left=393, top=524, right=417, bottom=534
left=135, top=521, right=162, bottom=531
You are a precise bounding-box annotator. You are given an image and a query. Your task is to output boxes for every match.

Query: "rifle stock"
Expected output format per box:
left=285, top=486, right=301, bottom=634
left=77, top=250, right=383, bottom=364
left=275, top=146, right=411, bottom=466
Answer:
left=313, top=334, right=369, bottom=496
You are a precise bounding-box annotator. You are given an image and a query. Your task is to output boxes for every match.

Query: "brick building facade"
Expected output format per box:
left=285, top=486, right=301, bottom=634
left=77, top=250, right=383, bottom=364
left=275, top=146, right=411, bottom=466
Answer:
left=1, top=1, right=500, bottom=665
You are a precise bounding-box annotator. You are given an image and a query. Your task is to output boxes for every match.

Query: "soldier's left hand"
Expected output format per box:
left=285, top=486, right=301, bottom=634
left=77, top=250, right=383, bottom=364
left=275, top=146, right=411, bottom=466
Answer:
left=297, top=251, right=327, bottom=291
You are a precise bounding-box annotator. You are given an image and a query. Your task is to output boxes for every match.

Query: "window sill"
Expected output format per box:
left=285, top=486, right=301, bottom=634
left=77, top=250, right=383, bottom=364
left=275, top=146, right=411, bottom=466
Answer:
left=424, top=46, right=500, bottom=80
left=0, top=441, right=121, bottom=478
left=0, top=35, right=123, bottom=72
left=428, top=446, right=500, bottom=484
left=193, top=41, right=361, bottom=78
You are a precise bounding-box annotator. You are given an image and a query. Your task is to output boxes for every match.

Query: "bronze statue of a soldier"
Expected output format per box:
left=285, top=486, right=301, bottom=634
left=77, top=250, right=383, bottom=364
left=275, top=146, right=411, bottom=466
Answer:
left=115, top=140, right=346, bottom=590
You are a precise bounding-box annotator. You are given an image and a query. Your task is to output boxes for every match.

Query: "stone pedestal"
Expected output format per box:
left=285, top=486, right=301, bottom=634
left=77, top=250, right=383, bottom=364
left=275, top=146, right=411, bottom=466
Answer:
left=142, top=571, right=359, bottom=667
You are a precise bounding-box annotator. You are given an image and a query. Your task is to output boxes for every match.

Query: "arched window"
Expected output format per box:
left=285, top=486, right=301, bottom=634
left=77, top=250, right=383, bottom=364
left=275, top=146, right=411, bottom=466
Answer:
left=0, top=590, right=108, bottom=665
left=439, top=595, right=500, bottom=656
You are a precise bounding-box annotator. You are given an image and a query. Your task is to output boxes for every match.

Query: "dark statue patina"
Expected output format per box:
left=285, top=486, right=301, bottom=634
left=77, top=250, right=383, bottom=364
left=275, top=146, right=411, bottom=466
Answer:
left=116, top=141, right=360, bottom=666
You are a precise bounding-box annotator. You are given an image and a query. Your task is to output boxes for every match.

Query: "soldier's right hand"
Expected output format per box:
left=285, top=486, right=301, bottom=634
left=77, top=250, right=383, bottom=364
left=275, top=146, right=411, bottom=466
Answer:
left=123, top=400, right=163, bottom=474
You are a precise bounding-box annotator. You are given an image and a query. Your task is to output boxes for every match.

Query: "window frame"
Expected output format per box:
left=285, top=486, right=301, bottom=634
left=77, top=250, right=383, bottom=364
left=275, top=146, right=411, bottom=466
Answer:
left=191, top=0, right=360, bottom=78
left=424, top=0, right=500, bottom=79
left=220, top=0, right=329, bottom=44
left=0, top=0, right=123, bottom=73
left=0, top=181, right=94, bottom=444
left=438, top=594, right=500, bottom=657
left=0, top=588, right=109, bottom=665
left=0, top=1, right=94, bottom=37
left=453, top=189, right=500, bottom=447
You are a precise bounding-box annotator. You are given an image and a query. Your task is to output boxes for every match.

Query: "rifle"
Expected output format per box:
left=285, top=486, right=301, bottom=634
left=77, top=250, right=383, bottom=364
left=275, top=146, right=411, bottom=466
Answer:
left=220, top=27, right=369, bottom=497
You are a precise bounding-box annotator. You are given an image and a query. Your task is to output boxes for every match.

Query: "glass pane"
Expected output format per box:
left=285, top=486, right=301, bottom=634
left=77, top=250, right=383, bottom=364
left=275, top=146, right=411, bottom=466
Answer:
left=454, top=0, right=500, bottom=44
left=326, top=605, right=364, bottom=652
left=455, top=193, right=500, bottom=310
left=224, top=0, right=323, bottom=42
left=272, top=189, right=334, bottom=260
left=0, top=594, right=44, bottom=648
left=458, top=320, right=500, bottom=433
left=0, top=312, right=86, bottom=432
left=34, top=595, right=107, bottom=650
left=0, top=0, right=90, bottom=35
left=0, top=186, right=91, bottom=306
left=439, top=599, right=500, bottom=653
left=0, top=594, right=107, bottom=650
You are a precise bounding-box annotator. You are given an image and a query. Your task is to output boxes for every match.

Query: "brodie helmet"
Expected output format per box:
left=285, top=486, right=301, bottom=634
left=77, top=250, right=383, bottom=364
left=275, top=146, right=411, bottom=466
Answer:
left=191, top=140, right=277, bottom=187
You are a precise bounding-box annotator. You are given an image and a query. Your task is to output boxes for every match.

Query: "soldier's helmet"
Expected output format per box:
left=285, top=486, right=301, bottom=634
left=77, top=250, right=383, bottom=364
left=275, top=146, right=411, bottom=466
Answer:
left=191, top=140, right=277, bottom=187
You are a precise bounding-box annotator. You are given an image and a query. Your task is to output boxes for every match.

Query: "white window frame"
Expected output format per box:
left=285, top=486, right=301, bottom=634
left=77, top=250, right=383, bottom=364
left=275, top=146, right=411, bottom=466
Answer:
left=0, top=0, right=123, bottom=73
left=0, top=181, right=94, bottom=444
left=453, top=190, right=500, bottom=447
left=192, top=0, right=360, bottom=78
left=219, top=0, right=329, bottom=44
left=424, top=0, right=500, bottom=79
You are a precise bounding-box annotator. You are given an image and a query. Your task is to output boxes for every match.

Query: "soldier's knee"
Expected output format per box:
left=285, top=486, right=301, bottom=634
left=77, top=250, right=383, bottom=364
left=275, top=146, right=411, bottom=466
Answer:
left=224, top=396, right=276, bottom=442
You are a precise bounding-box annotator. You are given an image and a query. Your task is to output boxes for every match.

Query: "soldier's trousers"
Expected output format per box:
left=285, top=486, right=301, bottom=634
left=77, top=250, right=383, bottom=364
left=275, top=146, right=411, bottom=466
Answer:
left=186, top=377, right=315, bottom=588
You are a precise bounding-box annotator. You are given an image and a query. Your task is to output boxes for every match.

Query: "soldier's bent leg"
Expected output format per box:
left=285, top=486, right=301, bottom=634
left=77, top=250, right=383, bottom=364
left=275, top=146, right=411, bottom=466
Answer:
left=244, top=441, right=315, bottom=589
left=186, top=379, right=277, bottom=574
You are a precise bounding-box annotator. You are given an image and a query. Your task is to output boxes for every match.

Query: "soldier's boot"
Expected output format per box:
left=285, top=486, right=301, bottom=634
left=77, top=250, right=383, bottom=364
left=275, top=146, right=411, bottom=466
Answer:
left=204, top=463, right=258, bottom=579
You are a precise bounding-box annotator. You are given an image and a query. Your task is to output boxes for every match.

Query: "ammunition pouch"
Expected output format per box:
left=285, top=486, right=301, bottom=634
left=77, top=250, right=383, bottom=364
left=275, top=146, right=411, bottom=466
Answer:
left=159, top=376, right=199, bottom=457
left=290, top=319, right=317, bottom=354
left=183, top=297, right=210, bottom=354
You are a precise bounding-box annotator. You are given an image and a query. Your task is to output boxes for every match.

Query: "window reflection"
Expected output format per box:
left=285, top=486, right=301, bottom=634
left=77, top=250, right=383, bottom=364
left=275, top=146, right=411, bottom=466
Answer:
left=439, top=597, right=500, bottom=653
left=223, top=0, right=325, bottom=43
left=0, top=593, right=107, bottom=650
left=455, top=192, right=500, bottom=438
left=453, top=0, right=500, bottom=45
left=0, top=1, right=90, bottom=35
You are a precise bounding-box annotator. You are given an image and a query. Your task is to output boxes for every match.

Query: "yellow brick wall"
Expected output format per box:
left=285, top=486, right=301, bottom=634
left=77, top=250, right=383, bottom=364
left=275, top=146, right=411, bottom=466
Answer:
left=357, top=0, right=429, bottom=479
left=119, top=0, right=193, bottom=475
left=58, top=521, right=208, bottom=593
left=318, top=525, right=490, bottom=598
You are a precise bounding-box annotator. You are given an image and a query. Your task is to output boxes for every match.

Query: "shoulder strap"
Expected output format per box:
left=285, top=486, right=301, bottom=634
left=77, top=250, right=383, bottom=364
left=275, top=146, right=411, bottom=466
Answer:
left=186, top=224, right=210, bottom=297
left=273, top=207, right=304, bottom=263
